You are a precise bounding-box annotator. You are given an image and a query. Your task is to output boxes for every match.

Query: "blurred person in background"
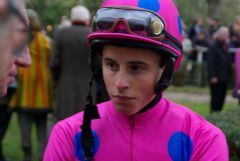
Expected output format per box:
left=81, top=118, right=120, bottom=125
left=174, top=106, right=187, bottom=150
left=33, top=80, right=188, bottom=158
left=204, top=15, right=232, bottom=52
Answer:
left=9, top=9, right=52, bottom=161
left=50, top=5, right=98, bottom=122
left=56, top=15, right=71, bottom=31
left=207, top=17, right=221, bottom=41
left=189, top=18, right=204, bottom=43
left=233, top=48, right=240, bottom=104
left=229, top=15, right=240, bottom=48
left=0, top=0, right=31, bottom=161
left=0, top=81, right=17, bottom=161
left=187, top=18, right=205, bottom=85
left=207, top=26, right=232, bottom=113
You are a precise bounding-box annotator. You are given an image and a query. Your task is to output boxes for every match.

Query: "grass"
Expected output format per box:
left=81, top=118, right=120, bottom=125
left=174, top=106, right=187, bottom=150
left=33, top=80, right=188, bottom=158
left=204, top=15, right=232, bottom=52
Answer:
left=3, top=113, right=38, bottom=161
left=172, top=99, right=237, bottom=118
left=167, top=85, right=238, bottom=117
left=2, top=85, right=239, bottom=160
left=167, top=85, right=210, bottom=94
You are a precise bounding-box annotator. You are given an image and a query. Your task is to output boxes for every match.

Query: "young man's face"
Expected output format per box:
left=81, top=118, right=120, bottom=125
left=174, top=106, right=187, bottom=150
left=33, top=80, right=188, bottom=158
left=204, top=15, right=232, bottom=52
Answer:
left=0, top=3, right=31, bottom=96
left=102, top=45, right=164, bottom=115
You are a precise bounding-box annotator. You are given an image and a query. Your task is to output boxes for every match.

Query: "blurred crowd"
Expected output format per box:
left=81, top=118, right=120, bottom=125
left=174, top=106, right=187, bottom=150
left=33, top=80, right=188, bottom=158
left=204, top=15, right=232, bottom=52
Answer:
left=183, top=16, right=240, bottom=51
left=181, top=16, right=240, bottom=112
left=0, top=2, right=240, bottom=161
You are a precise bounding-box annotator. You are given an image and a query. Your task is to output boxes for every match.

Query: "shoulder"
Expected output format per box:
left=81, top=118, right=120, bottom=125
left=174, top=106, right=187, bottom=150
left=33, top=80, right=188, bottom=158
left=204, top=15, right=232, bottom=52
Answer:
left=52, top=112, right=84, bottom=136
left=52, top=101, right=111, bottom=133
left=162, top=97, right=224, bottom=136
left=162, top=98, right=228, bottom=159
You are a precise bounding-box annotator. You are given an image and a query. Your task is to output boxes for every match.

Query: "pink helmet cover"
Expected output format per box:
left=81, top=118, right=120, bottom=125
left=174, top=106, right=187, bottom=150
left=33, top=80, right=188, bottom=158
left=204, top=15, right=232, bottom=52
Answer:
left=101, top=0, right=183, bottom=43
left=88, top=0, right=183, bottom=70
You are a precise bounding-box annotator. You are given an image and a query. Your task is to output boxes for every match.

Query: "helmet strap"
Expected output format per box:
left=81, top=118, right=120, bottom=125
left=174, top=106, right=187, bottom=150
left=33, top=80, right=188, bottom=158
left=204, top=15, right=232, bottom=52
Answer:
left=80, top=74, right=100, bottom=161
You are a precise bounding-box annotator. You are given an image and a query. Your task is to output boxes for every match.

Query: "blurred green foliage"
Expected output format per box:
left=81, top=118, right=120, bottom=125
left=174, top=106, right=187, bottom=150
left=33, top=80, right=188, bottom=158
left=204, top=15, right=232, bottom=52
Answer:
left=175, top=0, right=240, bottom=27
left=28, top=0, right=240, bottom=36
left=207, top=107, right=240, bottom=160
left=27, top=0, right=78, bottom=28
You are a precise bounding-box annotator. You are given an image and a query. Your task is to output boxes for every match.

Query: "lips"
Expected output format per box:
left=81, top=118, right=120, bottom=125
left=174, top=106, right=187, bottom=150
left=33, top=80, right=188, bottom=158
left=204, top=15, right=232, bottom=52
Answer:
left=7, top=68, right=18, bottom=85
left=8, top=69, right=17, bottom=77
left=112, top=95, right=135, bottom=103
left=6, top=76, right=15, bottom=86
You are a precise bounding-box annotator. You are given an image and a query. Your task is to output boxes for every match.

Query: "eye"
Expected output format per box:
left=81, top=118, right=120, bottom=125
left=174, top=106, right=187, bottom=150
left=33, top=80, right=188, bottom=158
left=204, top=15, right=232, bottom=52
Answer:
left=104, top=61, right=119, bottom=71
left=128, top=64, right=145, bottom=74
left=12, top=27, right=29, bottom=56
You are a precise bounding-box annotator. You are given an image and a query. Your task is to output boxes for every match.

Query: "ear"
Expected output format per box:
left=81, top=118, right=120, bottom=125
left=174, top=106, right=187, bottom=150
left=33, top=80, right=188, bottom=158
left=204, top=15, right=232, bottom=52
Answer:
left=156, top=65, right=166, bottom=83
left=154, top=57, right=175, bottom=94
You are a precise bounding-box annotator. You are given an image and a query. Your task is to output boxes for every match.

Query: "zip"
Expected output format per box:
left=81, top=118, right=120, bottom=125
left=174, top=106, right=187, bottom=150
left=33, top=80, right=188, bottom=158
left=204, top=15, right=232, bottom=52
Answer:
left=130, top=116, right=135, bottom=161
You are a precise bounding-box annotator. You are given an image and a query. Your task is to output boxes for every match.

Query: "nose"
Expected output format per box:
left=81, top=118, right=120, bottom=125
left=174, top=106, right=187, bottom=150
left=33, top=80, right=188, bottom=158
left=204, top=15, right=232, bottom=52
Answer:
left=115, top=70, right=129, bottom=90
left=15, top=47, right=31, bottom=67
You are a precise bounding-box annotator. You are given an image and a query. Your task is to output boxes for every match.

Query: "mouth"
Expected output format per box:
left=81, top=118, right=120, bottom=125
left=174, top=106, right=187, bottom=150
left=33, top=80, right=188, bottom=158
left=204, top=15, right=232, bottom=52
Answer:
left=112, top=95, right=135, bottom=103
left=8, top=70, right=17, bottom=77
left=7, top=71, right=17, bottom=85
left=7, top=76, right=15, bottom=86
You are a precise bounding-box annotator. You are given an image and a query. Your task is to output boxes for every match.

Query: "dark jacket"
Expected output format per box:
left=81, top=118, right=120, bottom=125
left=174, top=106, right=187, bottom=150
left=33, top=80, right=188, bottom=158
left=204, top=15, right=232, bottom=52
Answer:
left=207, top=40, right=232, bottom=84
left=50, top=24, right=94, bottom=120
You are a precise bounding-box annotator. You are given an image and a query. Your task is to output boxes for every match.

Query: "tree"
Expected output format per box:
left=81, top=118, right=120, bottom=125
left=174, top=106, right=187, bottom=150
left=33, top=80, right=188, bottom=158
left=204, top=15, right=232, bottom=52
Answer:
left=28, top=0, right=78, bottom=32
left=174, top=0, right=240, bottom=28
left=29, top=0, right=240, bottom=35
left=206, top=0, right=221, bottom=17
left=84, top=0, right=103, bottom=15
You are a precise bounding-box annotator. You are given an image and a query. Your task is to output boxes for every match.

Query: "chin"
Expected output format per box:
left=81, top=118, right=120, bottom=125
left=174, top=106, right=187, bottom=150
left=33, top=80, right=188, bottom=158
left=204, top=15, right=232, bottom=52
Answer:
left=0, top=86, right=8, bottom=97
left=114, top=105, right=138, bottom=116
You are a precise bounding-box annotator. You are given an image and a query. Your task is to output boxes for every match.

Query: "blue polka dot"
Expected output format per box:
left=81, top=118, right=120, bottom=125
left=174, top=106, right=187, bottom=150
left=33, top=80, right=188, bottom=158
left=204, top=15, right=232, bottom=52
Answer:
left=168, top=132, right=193, bottom=161
left=74, top=130, right=100, bottom=161
left=178, top=15, right=182, bottom=36
left=138, top=0, right=160, bottom=12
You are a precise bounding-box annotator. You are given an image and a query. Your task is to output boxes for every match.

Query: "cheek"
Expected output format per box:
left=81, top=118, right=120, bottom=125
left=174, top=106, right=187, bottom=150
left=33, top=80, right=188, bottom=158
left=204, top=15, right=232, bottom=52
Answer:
left=138, top=72, right=159, bottom=91
left=102, top=68, right=113, bottom=91
left=134, top=82, right=156, bottom=109
left=0, top=73, right=8, bottom=97
left=134, top=71, right=160, bottom=99
left=134, top=78, right=155, bottom=100
left=0, top=85, right=7, bottom=97
left=0, top=52, right=14, bottom=77
left=137, top=81, right=155, bottom=96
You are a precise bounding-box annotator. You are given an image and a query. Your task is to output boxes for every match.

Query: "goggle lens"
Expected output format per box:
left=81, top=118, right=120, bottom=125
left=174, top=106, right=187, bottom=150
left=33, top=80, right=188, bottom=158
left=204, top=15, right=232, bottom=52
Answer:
left=91, top=7, right=182, bottom=50
left=92, top=8, right=164, bottom=38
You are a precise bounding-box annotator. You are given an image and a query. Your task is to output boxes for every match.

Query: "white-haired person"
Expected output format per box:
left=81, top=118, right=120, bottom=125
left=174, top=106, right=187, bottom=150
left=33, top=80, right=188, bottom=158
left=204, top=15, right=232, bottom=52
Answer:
left=8, top=8, right=52, bottom=161
left=207, top=26, right=232, bottom=113
left=50, top=5, right=96, bottom=122
left=0, top=0, right=31, bottom=161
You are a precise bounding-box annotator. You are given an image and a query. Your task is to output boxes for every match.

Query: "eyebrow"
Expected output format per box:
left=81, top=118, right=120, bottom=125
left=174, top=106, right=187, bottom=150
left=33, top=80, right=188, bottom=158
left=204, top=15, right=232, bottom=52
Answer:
left=103, top=57, right=116, bottom=62
left=8, top=0, right=28, bottom=27
left=103, top=57, right=148, bottom=65
left=127, top=61, right=148, bottom=66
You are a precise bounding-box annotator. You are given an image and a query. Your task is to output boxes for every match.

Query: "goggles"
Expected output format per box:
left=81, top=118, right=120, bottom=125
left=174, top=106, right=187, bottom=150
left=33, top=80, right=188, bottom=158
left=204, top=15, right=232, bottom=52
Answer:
left=0, top=0, right=29, bottom=56
left=91, top=7, right=182, bottom=49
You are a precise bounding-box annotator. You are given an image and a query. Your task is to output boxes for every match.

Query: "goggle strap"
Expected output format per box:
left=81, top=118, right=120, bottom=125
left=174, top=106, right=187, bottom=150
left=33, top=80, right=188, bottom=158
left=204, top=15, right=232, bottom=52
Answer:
left=163, top=30, right=182, bottom=50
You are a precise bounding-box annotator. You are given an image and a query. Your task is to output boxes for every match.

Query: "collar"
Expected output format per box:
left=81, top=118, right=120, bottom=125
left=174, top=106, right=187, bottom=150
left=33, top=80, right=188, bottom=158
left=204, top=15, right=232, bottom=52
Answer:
left=106, top=96, right=166, bottom=128
left=138, top=94, right=162, bottom=114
